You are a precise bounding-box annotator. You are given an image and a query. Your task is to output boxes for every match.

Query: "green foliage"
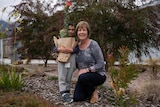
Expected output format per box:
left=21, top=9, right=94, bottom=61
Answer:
left=0, top=24, right=8, bottom=38
left=9, top=0, right=159, bottom=65
left=0, top=65, right=23, bottom=91
left=10, top=0, right=62, bottom=66
left=48, top=76, right=58, bottom=80
left=69, top=0, right=159, bottom=60
left=59, top=28, right=67, bottom=38
left=107, top=46, right=140, bottom=106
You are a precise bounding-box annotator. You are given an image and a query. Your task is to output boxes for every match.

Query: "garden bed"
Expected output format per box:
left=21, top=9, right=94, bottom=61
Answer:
left=0, top=64, right=160, bottom=107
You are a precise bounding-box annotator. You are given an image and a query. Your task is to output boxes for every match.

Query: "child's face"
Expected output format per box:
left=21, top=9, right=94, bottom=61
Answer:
left=68, top=25, right=75, bottom=37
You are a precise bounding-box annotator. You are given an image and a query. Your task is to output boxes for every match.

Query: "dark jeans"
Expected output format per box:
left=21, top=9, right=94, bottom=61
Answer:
left=73, top=72, right=106, bottom=102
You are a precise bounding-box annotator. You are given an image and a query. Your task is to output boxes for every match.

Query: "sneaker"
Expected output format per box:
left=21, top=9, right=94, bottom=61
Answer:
left=61, top=93, right=73, bottom=103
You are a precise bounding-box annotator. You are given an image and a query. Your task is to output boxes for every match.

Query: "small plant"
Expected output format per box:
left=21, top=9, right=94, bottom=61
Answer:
left=107, top=46, right=140, bottom=107
left=0, top=64, right=23, bottom=91
left=48, top=76, right=58, bottom=80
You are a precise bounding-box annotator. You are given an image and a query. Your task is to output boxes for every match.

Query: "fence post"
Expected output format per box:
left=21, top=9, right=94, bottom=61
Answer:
left=0, top=39, right=3, bottom=64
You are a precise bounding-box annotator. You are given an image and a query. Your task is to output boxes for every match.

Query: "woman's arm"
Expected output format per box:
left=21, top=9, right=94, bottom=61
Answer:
left=62, top=44, right=79, bottom=54
left=90, top=41, right=105, bottom=72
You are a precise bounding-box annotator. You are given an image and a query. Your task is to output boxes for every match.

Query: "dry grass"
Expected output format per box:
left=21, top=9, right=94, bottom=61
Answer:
left=0, top=90, right=58, bottom=107
left=139, top=80, right=160, bottom=104
left=128, top=65, right=160, bottom=105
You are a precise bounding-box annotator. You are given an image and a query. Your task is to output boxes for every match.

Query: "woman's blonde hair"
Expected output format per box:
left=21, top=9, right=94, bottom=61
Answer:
left=75, top=21, right=91, bottom=37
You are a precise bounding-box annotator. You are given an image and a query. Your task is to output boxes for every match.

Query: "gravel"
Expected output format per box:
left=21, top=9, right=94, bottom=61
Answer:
left=17, top=64, right=160, bottom=107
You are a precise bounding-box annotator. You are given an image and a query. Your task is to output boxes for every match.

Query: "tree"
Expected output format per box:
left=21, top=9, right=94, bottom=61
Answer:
left=10, top=0, right=64, bottom=66
left=145, top=4, right=160, bottom=44
left=66, top=0, right=159, bottom=60
left=9, top=0, right=160, bottom=66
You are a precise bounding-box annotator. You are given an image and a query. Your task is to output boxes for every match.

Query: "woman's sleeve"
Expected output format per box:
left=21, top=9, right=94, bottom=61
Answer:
left=72, top=45, right=79, bottom=54
left=91, top=41, right=105, bottom=71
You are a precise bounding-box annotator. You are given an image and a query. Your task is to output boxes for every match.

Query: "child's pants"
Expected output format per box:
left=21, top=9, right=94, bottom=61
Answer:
left=58, top=54, right=76, bottom=94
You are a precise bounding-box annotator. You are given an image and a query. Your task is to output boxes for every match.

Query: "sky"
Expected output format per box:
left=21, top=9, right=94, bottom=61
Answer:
left=0, top=0, right=58, bottom=22
left=0, top=0, right=21, bottom=21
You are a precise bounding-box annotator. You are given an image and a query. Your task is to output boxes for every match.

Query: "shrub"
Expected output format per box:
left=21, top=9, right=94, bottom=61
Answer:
left=107, top=46, right=140, bottom=106
left=0, top=64, right=23, bottom=91
left=0, top=64, right=57, bottom=107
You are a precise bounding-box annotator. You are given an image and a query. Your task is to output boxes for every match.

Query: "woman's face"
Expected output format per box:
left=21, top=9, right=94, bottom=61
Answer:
left=77, top=27, right=88, bottom=41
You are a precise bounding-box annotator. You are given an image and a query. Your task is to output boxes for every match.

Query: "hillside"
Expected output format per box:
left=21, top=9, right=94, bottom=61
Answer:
left=0, top=20, right=10, bottom=32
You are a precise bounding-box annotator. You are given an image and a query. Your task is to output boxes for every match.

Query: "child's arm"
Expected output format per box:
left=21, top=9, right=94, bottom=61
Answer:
left=53, top=46, right=58, bottom=53
left=53, top=45, right=66, bottom=53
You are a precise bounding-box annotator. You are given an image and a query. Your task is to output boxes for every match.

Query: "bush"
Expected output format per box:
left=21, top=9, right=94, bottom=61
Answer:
left=0, top=64, right=23, bottom=91
left=107, top=46, right=140, bottom=106
left=0, top=64, right=57, bottom=107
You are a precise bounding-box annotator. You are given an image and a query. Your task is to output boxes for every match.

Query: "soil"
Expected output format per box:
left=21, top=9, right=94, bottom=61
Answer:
left=14, top=64, right=160, bottom=107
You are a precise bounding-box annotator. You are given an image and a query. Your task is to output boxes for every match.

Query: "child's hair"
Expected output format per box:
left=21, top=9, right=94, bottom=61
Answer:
left=68, top=22, right=75, bottom=27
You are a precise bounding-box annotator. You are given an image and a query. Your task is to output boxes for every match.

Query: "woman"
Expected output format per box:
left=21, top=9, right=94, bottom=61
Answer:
left=73, top=21, right=106, bottom=103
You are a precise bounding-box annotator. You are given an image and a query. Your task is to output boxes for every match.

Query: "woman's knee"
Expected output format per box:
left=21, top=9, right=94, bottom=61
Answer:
left=78, top=74, right=88, bottom=83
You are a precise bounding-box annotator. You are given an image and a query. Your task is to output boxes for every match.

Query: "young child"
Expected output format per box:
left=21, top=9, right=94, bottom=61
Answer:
left=53, top=23, right=77, bottom=103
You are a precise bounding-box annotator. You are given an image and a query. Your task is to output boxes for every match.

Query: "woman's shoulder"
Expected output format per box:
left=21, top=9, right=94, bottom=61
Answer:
left=90, top=39, right=98, bottom=45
